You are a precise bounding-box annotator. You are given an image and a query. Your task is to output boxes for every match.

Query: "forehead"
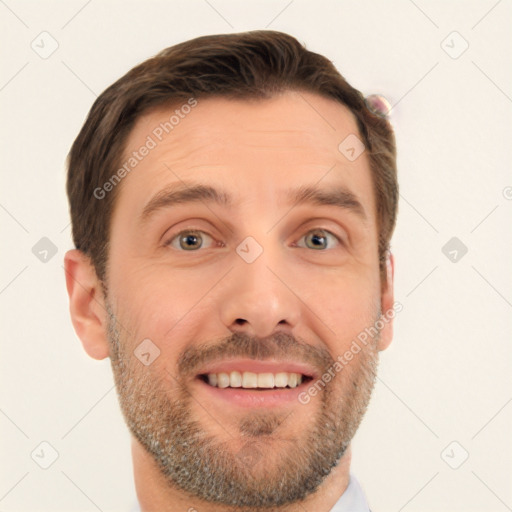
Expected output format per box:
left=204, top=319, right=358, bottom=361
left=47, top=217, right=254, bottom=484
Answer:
left=112, top=91, right=376, bottom=224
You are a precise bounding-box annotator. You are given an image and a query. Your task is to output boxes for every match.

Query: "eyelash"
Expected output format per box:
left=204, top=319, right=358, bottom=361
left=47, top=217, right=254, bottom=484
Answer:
left=164, top=228, right=344, bottom=251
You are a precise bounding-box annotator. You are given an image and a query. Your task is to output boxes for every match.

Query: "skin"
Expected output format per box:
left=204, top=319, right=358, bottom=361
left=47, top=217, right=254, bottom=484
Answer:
left=65, top=90, right=395, bottom=512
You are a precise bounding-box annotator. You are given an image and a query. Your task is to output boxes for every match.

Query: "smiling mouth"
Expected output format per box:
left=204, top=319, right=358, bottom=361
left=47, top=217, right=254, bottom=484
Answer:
left=198, top=371, right=313, bottom=390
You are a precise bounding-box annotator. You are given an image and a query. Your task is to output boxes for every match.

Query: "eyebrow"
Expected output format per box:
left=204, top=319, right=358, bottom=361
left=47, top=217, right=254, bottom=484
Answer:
left=140, top=183, right=231, bottom=224
left=286, top=184, right=367, bottom=222
left=139, top=181, right=367, bottom=225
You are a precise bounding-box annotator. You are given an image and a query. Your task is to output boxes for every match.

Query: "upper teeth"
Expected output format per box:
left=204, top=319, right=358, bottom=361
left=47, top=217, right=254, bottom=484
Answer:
left=207, top=371, right=303, bottom=389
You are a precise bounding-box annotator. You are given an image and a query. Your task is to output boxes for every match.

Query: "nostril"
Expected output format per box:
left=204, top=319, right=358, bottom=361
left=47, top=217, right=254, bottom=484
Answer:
left=234, top=318, right=247, bottom=325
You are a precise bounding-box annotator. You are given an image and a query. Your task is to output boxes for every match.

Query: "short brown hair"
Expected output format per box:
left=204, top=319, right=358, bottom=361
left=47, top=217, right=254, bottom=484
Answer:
left=66, top=30, right=398, bottom=286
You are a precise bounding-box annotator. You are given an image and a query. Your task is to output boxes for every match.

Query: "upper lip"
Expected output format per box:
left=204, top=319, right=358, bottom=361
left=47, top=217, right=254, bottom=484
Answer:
left=196, top=358, right=318, bottom=379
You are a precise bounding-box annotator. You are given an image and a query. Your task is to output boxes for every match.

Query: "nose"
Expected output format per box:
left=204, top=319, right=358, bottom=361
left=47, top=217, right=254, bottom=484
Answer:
left=219, top=247, right=301, bottom=339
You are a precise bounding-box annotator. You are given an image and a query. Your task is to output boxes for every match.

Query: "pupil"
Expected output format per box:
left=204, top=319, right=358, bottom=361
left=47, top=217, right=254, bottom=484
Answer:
left=183, top=233, right=200, bottom=249
left=310, top=232, right=326, bottom=249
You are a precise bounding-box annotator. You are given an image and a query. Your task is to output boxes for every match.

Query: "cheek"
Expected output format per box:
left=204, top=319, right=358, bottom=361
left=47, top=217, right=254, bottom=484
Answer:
left=112, top=266, right=216, bottom=352
left=306, top=272, right=381, bottom=347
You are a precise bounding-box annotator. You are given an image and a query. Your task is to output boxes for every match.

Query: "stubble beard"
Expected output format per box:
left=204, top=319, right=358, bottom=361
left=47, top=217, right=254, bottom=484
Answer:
left=105, top=301, right=380, bottom=510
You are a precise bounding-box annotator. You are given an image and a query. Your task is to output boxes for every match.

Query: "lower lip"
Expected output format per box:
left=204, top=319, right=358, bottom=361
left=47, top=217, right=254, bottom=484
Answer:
left=195, top=377, right=311, bottom=408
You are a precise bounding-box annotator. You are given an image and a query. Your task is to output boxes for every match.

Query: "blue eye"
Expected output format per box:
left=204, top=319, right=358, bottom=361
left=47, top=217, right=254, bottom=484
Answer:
left=167, top=230, right=215, bottom=251
left=296, top=229, right=341, bottom=250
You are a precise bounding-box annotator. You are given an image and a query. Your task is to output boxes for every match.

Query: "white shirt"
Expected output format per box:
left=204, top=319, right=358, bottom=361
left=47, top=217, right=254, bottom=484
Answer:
left=331, top=474, right=371, bottom=511
left=130, top=473, right=370, bottom=511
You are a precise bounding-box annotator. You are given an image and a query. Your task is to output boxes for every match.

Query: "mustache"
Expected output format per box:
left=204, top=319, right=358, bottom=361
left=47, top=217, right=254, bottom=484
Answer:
left=177, top=331, right=334, bottom=378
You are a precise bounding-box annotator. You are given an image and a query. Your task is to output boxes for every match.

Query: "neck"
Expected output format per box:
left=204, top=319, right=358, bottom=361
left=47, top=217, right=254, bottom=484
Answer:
left=132, top=437, right=352, bottom=512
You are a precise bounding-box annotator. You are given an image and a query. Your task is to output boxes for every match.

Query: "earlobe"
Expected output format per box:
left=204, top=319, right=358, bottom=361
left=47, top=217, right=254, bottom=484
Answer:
left=64, top=249, right=110, bottom=360
left=378, top=252, right=395, bottom=352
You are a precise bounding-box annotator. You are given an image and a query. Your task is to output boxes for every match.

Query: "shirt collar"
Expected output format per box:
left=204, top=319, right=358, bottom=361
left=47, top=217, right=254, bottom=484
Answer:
left=330, top=473, right=371, bottom=512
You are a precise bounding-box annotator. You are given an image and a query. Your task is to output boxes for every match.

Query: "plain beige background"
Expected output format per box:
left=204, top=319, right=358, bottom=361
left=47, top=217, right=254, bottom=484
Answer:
left=1, top=0, right=511, bottom=510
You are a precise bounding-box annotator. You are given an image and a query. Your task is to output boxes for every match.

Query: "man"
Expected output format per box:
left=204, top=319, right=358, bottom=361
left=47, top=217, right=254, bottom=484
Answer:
left=64, top=30, right=398, bottom=512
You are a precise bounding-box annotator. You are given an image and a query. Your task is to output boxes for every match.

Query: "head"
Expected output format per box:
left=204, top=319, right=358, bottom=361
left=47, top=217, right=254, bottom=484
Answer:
left=64, top=30, right=398, bottom=508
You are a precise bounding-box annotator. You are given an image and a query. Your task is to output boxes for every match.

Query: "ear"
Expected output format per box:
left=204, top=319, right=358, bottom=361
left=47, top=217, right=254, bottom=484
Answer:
left=378, top=252, right=395, bottom=351
left=64, top=249, right=110, bottom=360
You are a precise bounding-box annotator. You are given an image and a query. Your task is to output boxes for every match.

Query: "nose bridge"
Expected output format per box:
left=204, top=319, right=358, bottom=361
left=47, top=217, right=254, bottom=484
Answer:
left=219, top=237, right=300, bottom=338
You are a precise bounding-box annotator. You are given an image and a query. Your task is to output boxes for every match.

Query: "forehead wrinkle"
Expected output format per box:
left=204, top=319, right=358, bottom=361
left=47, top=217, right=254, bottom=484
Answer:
left=151, top=135, right=338, bottom=171
left=123, top=96, right=360, bottom=174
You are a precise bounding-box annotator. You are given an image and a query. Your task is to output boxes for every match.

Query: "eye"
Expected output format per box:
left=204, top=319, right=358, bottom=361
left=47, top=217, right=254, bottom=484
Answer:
left=166, top=230, right=215, bottom=251
left=295, top=228, right=341, bottom=250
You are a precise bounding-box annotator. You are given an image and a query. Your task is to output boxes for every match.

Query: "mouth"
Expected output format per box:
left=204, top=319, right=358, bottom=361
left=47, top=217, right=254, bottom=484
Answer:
left=192, top=359, right=317, bottom=408
left=198, top=371, right=313, bottom=390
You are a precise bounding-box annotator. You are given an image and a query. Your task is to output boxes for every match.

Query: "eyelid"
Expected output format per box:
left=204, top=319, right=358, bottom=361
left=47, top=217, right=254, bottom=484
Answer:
left=160, top=219, right=220, bottom=246
left=294, top=218, right=348, bottom=244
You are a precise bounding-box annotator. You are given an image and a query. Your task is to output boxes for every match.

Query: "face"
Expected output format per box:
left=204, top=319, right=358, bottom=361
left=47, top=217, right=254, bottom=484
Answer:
left=90, top=91, right=393, bottom=507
